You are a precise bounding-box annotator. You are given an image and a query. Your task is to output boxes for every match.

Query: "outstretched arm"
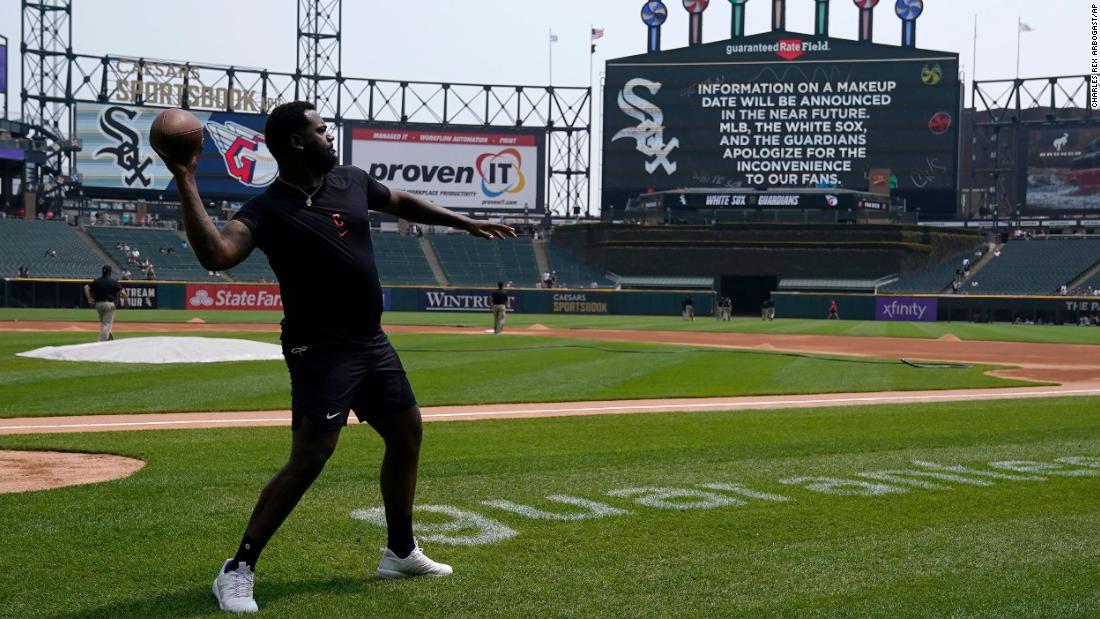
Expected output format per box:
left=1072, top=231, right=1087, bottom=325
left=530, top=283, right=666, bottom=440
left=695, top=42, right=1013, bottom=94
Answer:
left=162, top=153, right=255, bottom=270
left=376, top=190, right=516, bottom=240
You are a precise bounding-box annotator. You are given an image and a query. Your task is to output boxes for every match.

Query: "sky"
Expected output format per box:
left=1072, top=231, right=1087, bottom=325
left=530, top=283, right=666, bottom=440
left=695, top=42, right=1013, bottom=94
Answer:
left=0, top=0, right=1091, bottom=212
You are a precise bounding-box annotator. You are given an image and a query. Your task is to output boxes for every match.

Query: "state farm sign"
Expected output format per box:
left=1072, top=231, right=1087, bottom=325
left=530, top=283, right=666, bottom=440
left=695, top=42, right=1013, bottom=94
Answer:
left=186, top=284, right=282, bottom=311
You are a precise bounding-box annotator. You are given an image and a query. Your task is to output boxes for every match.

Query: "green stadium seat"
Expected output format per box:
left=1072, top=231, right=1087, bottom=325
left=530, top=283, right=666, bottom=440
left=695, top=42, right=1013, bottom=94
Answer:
left=0, top=220, right=103, bottom=279
left=429, top=234, right=538, bottom=287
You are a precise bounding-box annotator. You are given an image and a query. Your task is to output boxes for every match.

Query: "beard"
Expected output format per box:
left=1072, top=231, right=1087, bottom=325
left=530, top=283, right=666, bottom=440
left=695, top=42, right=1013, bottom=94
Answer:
left=306, top=146, right=339, bottom=175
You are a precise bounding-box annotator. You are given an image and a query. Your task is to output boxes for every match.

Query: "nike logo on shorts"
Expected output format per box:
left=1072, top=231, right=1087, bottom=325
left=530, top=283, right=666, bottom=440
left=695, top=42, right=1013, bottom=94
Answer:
left=326, top=411, right=343, bottom=420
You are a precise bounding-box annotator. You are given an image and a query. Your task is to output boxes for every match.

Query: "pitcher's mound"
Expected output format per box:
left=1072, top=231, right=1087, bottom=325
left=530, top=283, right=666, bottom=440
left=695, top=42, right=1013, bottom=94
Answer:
left=938, top=334, right=961, bottom=342
left=527, top=324, right=550, bottom=331
left=186, top=317, right=206, bottom=324
left=0, top=450, right=144, bottom=494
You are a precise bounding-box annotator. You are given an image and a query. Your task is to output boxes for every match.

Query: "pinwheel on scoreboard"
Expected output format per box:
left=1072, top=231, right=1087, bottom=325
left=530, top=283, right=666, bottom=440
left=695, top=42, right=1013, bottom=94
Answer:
left=814, top=0, right=830, bottom=36
left=853, top=0, right=879, bottom=42
left=683, top=0, right=709, bottom=46
left=895, top=0, right=923, bottom=47
left=641, top=1, right=669, bottom=52
left=727, top=0, right=748, bottom=39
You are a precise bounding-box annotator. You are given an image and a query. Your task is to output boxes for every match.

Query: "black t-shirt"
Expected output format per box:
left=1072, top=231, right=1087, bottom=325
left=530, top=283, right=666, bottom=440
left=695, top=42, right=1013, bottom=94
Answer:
left=682, top=298, right=694, bottom=309
left=89, top=276, right=122, bottom=303
left=491, top=291, right=508, bottom=305
left=233, top=166, right=392, bottom=340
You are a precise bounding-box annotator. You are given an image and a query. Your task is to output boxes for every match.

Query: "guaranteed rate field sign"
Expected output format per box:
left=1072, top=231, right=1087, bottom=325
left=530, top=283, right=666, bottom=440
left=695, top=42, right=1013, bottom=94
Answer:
left=603, top=31, right=960, bottom=213
left=347, top=125, right=546, bottom=213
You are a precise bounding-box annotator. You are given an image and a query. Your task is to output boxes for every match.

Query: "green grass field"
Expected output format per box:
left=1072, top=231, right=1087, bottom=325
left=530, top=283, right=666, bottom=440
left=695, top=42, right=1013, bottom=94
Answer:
left=1, top=397, right=1098, bottom=617
left=4, top=307, right=1100, bottom=345
left=0, top=331, right=1029, bottom=418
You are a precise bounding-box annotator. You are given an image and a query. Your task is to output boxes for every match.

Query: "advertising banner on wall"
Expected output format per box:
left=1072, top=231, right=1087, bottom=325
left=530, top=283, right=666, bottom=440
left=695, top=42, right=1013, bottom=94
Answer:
left=76, top=103, right=274, bottom=199
left=550, top=292, right=611, bottom=314
left=603, top=32, right=960, bottom=216
left=346, top=124, right=545, bottom=213
left=875, top=296, right=938, bottom=322
left=1024, top=125, right=1100, bottom=213
left=119, top=285, right=158, bottom=309
left=418, top=289, right=523, bottom=312
left=185, top=284, right=282, bottom=311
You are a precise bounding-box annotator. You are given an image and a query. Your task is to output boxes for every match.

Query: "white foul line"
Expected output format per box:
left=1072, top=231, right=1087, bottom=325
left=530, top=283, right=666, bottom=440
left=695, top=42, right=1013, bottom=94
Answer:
left=421, top=388, right=1100, bottom=419
left=0, top=418, right=291, bottom=431
left=2, top=387, right=1098, bottom=432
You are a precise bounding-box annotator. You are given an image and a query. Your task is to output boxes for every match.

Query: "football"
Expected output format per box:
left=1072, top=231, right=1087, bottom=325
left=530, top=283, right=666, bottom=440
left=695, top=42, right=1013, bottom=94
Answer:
left=149, top=108, right=204, bottom=163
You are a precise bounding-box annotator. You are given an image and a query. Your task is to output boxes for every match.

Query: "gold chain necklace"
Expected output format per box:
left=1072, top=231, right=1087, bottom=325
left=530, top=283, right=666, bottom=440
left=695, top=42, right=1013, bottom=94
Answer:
left=277, top=176, right=324, bottom=207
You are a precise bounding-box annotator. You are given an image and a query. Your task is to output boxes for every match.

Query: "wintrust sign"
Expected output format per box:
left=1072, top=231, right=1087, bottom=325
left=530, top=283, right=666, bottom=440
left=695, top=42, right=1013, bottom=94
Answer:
left=186, top=284, right=282, bottom=311
left=349, top=128, right=542, bottom=212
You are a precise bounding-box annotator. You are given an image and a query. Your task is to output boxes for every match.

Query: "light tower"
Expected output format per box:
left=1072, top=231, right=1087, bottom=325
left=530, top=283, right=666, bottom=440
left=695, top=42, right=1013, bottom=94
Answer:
left=296, top=0, right=342, bottom=121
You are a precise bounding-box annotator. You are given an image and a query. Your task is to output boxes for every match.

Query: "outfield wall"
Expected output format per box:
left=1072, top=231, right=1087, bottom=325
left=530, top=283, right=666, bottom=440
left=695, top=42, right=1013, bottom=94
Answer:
left=551, top=224, right=985, bottom=280
left=0, top=279, right=715, bottom=317
left=775, top=292, right=1100, bottom=324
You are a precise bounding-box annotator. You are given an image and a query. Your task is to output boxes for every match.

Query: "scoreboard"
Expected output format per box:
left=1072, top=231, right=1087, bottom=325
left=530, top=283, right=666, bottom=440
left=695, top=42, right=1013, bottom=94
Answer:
left=603, top=32, right=961, bottom=217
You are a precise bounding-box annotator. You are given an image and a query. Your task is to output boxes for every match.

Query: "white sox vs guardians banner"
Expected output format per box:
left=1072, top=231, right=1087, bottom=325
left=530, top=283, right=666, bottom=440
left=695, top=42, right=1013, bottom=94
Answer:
left=347, top=125, right=545, bottom=213
left=76, top=103, right=275, bottom=199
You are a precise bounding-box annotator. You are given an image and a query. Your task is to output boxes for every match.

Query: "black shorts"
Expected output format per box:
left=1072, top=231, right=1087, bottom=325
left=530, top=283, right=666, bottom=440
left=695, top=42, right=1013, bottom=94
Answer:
left=281, top=331, right=417, bottom=431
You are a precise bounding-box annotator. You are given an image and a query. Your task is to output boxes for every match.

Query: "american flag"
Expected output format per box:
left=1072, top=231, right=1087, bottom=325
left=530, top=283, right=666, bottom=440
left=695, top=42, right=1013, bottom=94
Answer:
left=591, top=27, right=605, bottom=41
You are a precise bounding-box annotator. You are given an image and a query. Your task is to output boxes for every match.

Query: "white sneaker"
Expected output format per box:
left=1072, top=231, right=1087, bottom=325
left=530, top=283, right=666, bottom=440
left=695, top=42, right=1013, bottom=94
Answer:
left=377, top=542, right=453, bottom=579
left=212, top=559, right=259, bottom=613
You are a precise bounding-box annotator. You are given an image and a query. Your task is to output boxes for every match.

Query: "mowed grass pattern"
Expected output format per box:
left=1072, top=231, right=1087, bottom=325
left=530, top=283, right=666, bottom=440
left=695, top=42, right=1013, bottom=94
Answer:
left=0, top=397, right=1097, bottom=617
left=0, top=332, right=1030, bottom=418
left=3, top=307, right=1100, bottom=345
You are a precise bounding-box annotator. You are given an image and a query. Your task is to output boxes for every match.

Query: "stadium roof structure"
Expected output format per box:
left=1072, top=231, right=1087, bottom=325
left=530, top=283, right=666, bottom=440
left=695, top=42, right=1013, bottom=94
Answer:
left=614, top=276, right=715, bottom=290
left=778, top=275, right=899, bottom=292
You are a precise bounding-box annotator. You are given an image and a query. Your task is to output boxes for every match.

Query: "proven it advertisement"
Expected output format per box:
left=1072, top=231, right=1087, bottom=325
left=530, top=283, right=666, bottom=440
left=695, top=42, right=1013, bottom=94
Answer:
left=76, top=103, right=274, bottom=198
left=347, top=124, right=545, bottom=213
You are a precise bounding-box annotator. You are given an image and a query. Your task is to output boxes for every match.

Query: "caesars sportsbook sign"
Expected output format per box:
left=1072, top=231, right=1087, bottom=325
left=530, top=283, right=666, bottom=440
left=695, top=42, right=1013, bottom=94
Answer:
left=347, top=126, right=545, bottom=213
left=76, top=103, right=274, bottom=198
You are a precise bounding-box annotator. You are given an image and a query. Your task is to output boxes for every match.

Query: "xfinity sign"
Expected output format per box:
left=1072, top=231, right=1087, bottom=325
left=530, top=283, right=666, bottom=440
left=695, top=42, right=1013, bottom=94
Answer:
left=875, top=297, right=938, bottom=322
left=348, top=126, right=544, bottom=213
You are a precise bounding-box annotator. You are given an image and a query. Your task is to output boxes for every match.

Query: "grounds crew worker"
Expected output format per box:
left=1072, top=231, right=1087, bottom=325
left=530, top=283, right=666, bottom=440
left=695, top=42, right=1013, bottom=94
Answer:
left=491, top=281, right=509, bottom=334
left=84, top=265, right=128, bottom=342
